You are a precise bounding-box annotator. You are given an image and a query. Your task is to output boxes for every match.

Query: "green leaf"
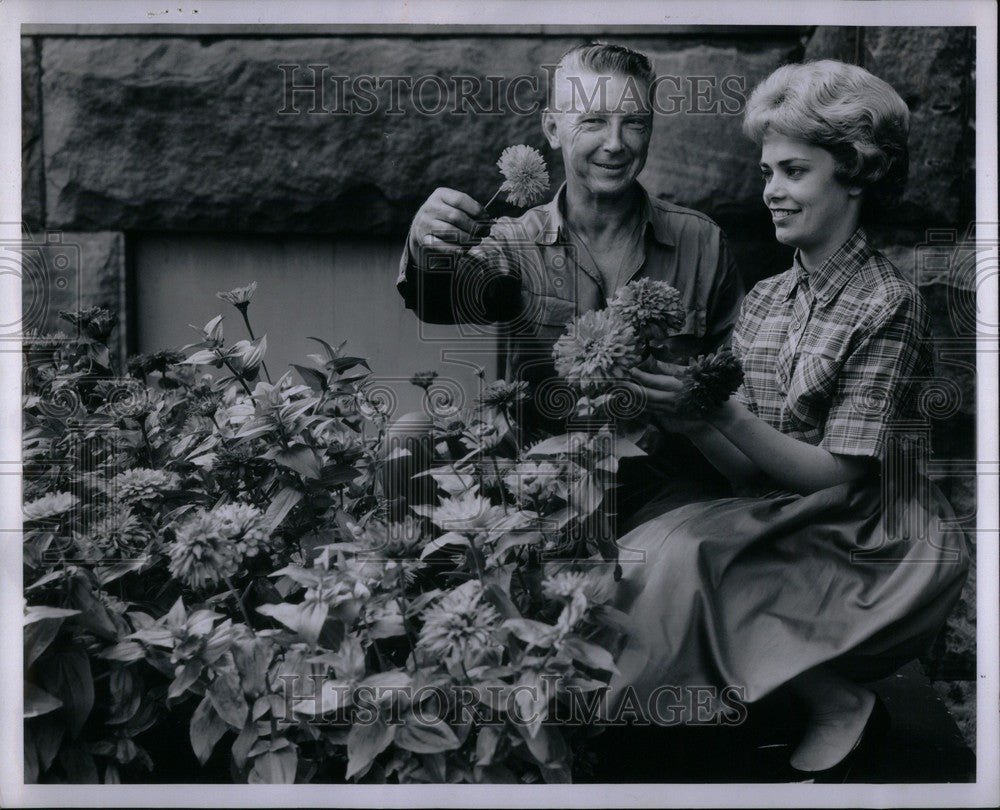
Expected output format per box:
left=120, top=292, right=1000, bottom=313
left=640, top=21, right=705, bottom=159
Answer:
left=168, top=660, right=203, bottom=699
left=483, top=583, right=521, bottom=620
left=491, top=530, right=542, bottom=560
left=330, top=356, right=370, bottom=374
left=189, top=696, right=228, bottom=765
left=474, top=725, right=501, bottom=767
left=306, top=335, right=339, bottom=362
left=273, top=445, right=323, bottom=480
left=68, top=575, right=119, bottom=641
left=291, top=679, right=352, bottom=717
left=208, top=668, right=249, bottom=728
left=525, top=434, right=575, bottom=457
left=24, top=682, right=63, bottom=718
left=262, top=486, right=303, bottom=532
left=418, top=531, right=470, bottom=559
left=291, top=363, right=328, bottom=392
left=37, top=647, right=93, bottom=738
left=107, top=668, right=142, bottom=725
left=395, top=715, right=461, bottom=754
left=58, top=742, right=99, bottom=783
left=559, top=635, right=618, bottom=674
left=29, top=714, right=64, bottom=773
left=98, top=640, right=147, bottom=663
left=502, top=618, right=558, bottom=649
left=231, top=721, right=258, bottom=771
left=345, top=716, right=396, bottom=780
left=24, top=605, right=81, bottom=624
left=249, top=748, right=298, bottom=784
left=24, top=617, right=63, bottom=669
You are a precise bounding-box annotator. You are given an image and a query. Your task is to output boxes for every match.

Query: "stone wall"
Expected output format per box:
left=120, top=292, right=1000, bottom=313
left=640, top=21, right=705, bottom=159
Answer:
left=20, top=26, right=978, bottom=735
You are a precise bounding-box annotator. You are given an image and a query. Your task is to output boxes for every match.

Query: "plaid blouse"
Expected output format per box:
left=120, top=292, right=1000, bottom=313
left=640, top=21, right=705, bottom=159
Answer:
left=731, top=229, right=932, bottom=459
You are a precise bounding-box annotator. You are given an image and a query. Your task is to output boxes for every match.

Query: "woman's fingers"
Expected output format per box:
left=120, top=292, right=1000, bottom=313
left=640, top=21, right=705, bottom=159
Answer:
left=628, top=366, right=684, bottom=392
left=623, top=380, right=681, bottom=410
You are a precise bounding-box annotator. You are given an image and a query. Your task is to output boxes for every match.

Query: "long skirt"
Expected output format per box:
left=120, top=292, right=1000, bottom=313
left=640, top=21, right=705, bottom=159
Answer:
left=599, top=475, right=970, bottom=723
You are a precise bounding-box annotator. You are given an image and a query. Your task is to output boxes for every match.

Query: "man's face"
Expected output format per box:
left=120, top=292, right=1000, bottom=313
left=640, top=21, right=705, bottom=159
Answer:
left=543, top=67, right=653, bottom=200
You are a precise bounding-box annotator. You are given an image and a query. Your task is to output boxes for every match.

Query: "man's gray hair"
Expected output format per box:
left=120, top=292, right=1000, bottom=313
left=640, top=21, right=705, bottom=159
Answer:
left=547, top=41, right=656, bottom=108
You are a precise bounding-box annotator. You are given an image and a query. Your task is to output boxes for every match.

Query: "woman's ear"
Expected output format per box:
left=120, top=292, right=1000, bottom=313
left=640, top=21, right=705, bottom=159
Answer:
left=541, top=109, right=561, bottom=149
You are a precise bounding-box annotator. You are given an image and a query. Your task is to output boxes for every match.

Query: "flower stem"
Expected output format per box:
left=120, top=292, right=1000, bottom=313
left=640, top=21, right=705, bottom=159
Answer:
left=238, top=309, right=273, bottom=385
left=482, top=187, right=503, bottom=213
left=220, top=355, right=254, bottom=398
left=223, top=572, right=254, bottom=627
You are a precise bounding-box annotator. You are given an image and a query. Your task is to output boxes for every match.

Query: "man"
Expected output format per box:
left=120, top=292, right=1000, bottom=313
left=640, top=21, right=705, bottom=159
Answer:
left=396, top=42, right=745, bottom=524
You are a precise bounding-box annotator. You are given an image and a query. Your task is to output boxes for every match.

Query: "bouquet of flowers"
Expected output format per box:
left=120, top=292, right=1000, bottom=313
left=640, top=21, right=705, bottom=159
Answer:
left=553, top=278, right=744, bottom=422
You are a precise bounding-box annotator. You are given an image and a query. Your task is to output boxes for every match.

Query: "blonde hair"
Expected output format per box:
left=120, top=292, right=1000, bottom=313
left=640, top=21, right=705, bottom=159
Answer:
left=743, top=60, right=910, bottom=217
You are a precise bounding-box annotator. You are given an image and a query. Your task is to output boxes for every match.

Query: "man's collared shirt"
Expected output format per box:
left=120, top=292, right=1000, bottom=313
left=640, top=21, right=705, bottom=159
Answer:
left=397, top=182, right=744, bottom=399
left=732, top=228, right=933, bottom=459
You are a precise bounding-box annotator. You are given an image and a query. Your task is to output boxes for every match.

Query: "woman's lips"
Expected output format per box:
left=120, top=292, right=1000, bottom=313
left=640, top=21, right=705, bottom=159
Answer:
left=770, top=208, right=800, bottom=221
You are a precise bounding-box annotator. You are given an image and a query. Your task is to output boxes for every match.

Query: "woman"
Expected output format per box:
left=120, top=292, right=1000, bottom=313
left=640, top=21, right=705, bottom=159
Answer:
left=606, top=60, right=969, bottom=780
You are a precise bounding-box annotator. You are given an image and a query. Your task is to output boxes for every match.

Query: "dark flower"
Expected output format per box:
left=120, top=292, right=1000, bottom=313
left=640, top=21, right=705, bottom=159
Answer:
left=128, top=349, right=186, bottom=378
left=59, top=307, right=118, bottom=342
left=477, top=379, right=529, bottom=410
left=675, top=350, right=745, bottom=416
left=409, top=370, right=439, bottom=391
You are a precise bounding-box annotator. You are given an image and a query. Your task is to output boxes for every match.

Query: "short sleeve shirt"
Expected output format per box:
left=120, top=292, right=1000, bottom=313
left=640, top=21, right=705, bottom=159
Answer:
left=731, top=229, right=933, bottom=459
left=398, top=182, right=744, bottom=391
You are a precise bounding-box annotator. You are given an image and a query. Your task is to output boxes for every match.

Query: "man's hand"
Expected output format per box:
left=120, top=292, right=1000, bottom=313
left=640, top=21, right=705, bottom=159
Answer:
left=408, top=187, right=485, bottom=256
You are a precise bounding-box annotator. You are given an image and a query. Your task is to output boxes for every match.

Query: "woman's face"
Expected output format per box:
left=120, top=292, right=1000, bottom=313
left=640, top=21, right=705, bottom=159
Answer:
left=759, top=132, right=863, bottom=267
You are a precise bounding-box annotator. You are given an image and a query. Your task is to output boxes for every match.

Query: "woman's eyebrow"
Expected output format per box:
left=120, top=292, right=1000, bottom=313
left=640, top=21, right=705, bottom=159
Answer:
left=759, top=157, right=813, bottom=168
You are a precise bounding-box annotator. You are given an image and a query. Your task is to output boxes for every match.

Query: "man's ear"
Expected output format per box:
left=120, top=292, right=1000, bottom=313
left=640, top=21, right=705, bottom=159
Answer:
left=541, top=108, right=561, bottom=149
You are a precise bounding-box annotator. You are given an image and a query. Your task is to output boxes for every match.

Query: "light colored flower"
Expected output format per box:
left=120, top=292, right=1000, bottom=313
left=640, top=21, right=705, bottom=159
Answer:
left=418, top=489, right=505, bottom=534
left=216, top=281, right=257, bottom=310
left=496, top=145, right=550, bottom=207
left=417, top=580, right=501, bottom=660
left=167, top=510, right=241, bottom=590
left=607, top=278, right=685, bottom=336
left=214, top=502, right=270, bottom=557
left=110, top=468, right=180, bottom=506
left=553, top=308, right=640, bottom=395
left=85, top=508, right=148, bottom=556
left=460, top=420, right=504, bottom=453
left=503, top=461, right=564, bottom=502
left=23, top=491, right=79, bottom=521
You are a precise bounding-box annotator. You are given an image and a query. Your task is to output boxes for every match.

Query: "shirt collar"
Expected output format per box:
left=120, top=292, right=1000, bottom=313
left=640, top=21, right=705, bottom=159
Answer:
left=534, top=182, right=674, bottom=246
left=782, top=227, right=871, bottom=305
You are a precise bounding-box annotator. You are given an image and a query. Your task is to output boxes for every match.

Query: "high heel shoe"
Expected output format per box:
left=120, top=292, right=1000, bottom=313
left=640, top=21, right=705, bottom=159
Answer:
left=786, top=695, right=891, bottom=783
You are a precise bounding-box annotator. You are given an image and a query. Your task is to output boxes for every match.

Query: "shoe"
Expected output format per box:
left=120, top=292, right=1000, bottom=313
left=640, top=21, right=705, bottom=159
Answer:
left=786, top=694, right=891, bottom=783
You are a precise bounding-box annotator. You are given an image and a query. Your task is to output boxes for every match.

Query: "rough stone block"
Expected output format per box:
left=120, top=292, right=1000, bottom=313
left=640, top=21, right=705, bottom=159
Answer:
left=21, top=37, right=43, bottom=231
left=40, top=35, right=801, bottom=234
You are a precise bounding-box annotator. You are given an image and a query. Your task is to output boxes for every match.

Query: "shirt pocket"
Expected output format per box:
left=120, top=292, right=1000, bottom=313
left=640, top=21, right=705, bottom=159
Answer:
left=521, top=290, right=578, bottom=328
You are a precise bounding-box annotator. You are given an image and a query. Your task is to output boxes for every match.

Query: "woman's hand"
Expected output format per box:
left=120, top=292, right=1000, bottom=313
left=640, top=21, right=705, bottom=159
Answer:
left=627, top=359, right=706, bottom=435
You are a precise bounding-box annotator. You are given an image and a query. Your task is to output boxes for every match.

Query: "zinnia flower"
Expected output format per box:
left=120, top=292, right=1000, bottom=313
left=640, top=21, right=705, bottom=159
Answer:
left=477, top=379, right=529, bottom=410
left=503, top=461, right=564, bottom=502
left=216, top=282, right=257, bottom=311
left=675, top=350, right=745, bottom=416
left=59, top=307, right=118, bottom=342
left=214, top=502, right=270, bottom=557
left=553, top=308, right=640, bottom=395
left=84, top=508, right=148, bottom=557
left=409, top=370, right=438, bottom=391
left=415, top=489, right=505, bottom=534
left=608, top=278, right=685, bottom=337
left=128, top=349, right=186, bottom=378
left=496, top=145, right=550, bottom=207
left=110, top=468, right=180, bottom=506
left=167, top=509, right=241, bottom=590
left=417, top=580, right=501, bottom=661
left=23, top=491, right=79, bottom=522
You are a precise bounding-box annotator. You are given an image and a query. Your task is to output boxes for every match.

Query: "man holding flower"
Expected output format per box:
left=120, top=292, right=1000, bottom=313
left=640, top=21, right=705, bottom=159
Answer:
left=396, top=41, right=746, bottom=520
